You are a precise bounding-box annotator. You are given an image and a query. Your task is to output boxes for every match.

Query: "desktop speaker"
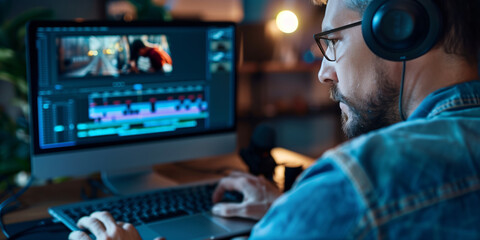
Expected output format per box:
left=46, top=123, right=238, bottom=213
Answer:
left=362, top=0, right=442, bottom=61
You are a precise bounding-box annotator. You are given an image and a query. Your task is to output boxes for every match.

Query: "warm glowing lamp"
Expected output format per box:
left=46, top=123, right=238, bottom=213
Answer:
left=276, top=10, right=299, bottom=34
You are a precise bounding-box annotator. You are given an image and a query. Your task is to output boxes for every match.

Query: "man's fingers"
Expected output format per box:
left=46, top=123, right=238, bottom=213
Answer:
left=90, top=211, right=117, bottom=232
left=212, top=202, right=270, bottom=221
left=117, top=221, right=141, bottom=238
left=116, top=221, right=128, bottom=230
left=229, top=171, right=252, bottom=178
left=73, top=213, right=141, bottom=240
left=242, top=202, right=271, bottom=220
left=68, top=230, right=92, bottom=240
left=212, top=177, right=248, bottom=202
left=122, top=222, right=136, bottom=231
left=77, top=216, right=106, bottom=238
left=212, top=202, right=246, bottom=218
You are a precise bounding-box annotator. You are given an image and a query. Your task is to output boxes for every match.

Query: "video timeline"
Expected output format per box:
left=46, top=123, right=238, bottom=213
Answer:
left=76, top=86, right=208, bottom=138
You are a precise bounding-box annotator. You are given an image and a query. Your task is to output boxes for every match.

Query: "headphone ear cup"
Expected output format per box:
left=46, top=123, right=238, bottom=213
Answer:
left=362, top=0, right=442, bottom=61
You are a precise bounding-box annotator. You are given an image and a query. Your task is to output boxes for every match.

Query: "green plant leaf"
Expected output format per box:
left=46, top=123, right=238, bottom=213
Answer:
left=12, top=98, right=29, bottom=117
left=0, top=48, right=14, bottom=60
left=0, top=71, right=17, bottom=84
left=0, top=70, right=27, bottom=100
left=14, top=77, right=28, bottom=97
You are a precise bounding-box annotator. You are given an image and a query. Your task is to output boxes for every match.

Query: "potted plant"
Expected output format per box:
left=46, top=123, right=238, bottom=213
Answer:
left=0, top=0, right=53, bottom=190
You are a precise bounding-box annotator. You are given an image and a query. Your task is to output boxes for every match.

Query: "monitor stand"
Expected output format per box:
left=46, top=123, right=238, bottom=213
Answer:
left=101, top=168, right=178, bottom=195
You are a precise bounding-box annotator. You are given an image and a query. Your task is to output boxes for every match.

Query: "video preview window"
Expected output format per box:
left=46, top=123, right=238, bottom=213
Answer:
left=57, top=34, right=173, bottom=78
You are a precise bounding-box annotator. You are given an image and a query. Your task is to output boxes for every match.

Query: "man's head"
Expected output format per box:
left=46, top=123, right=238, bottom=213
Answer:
left=131, top=39, right=148, bottom=60
left=315, top=0, right=480, bottom=139
left=319, top=0, right=480, bottom=62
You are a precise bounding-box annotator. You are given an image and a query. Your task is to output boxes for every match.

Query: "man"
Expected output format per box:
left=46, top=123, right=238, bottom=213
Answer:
left=129, top=39, right=172, bottom=73
left=69, top=0, right=480, bottom=239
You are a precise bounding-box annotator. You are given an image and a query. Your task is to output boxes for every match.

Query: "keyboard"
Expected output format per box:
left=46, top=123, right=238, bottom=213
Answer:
left=49, top=182, right=243, bottom=230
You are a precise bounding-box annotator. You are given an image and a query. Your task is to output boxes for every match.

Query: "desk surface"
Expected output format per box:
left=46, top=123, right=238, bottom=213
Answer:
left=1, top=148, right=315, bottom=239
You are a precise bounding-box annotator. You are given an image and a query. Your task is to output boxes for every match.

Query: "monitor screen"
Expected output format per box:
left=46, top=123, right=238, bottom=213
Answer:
left=27, top=21, right=237, bottom=179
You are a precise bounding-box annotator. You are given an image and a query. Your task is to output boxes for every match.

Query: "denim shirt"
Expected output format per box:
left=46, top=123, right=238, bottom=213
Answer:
left=250, top=81, right=480, bottom=239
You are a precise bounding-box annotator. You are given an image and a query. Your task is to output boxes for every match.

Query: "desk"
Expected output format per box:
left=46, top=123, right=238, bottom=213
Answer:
left=1, top=148, right=315, bottom=239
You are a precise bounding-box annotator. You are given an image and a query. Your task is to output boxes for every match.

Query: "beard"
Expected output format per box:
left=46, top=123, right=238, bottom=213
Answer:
left=331, top=65, right=402, bottom=139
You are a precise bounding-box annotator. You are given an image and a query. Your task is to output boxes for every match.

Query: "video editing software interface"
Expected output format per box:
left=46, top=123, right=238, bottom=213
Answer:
left=32, top=23, right=235, bottom=153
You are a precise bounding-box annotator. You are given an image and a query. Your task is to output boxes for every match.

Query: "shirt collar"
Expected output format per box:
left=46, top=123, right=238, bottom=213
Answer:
left=408, top=80, right=480, bottom=120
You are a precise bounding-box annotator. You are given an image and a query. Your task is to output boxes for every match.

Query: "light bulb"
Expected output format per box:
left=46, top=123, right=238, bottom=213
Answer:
left=276, top=10, right=299, bottom=34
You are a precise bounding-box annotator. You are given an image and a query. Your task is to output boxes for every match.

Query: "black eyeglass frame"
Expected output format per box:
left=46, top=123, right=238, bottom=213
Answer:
left=314, top=21, right=362, bottom=62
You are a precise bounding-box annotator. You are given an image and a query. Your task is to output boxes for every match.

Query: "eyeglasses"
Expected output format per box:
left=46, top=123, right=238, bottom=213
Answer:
left=314, top=21, right=362, bottom=62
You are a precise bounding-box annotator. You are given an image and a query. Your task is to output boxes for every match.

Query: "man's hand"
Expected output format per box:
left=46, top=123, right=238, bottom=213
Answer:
left=212, top=171, right=282, bottom=220
left=68, top=211, right=164, bottom=240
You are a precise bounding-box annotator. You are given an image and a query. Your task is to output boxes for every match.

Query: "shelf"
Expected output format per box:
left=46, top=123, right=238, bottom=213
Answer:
left=238, top=61, right=321, bottom=74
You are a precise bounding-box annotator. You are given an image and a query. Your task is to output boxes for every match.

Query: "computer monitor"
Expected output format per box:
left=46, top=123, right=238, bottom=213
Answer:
left=26, top=21, right=237, bottom=194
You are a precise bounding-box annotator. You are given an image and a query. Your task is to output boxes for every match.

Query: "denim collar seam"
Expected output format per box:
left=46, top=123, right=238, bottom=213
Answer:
left=427, top=96, right=480, bottom=118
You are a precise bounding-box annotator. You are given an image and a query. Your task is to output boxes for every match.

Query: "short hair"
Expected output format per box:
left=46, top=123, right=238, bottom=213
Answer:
left=433, top=0, right=480, bottom=63
left=316, top=0, right=480, bottom=63
left=130, top=39, right=146, bottom=61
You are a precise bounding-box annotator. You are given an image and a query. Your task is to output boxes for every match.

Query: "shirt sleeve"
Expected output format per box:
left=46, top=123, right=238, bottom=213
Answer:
left=249, top=158, right=365, bottom=239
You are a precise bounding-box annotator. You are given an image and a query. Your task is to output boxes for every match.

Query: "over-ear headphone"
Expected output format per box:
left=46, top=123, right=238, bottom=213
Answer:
left=362, top=0, right=442, bottom=61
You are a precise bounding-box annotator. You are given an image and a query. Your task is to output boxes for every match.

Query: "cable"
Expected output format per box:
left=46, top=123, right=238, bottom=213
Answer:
left=0, top=185, right=14, bottom=202
left=399, top=60, right=407, bottom=121
left=1, top=177, right=100, bottom=239
left=7, top=218, right=57, bottom=240
left=0, top=176, right=35, bottom=239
